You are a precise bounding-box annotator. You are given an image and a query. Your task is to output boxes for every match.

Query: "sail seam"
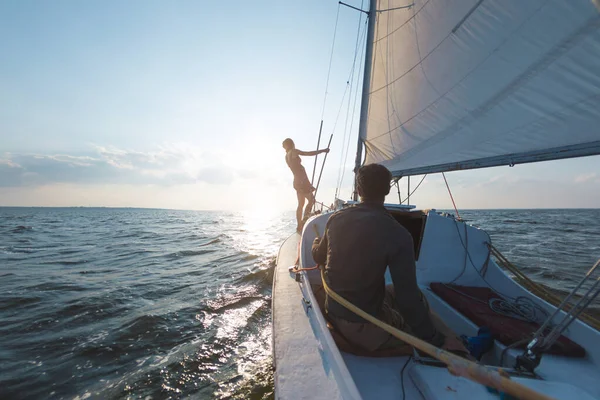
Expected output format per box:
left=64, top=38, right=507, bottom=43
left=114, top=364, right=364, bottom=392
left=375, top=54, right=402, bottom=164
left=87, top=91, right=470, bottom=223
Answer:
left=385, top=4, right=397, bottom=156
left=452, top=0, right=485, bottom=33
left=373, top=0, right=433, bottom=43
left=377, top=15, right=600, bottom=164
left=366, top=0, right=550, bottom=142
left=369, top=0, right=553, bottom=96
left=380, top=90, right=600, bottom=174
left=413, top=6, right=441, bottom=96
left=387, top=140, right=600, bottom=177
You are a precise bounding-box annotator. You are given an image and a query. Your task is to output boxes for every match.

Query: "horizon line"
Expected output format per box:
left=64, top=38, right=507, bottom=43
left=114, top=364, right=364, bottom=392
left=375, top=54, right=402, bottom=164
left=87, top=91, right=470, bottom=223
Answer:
left=1, top=205, right=599, bottom=212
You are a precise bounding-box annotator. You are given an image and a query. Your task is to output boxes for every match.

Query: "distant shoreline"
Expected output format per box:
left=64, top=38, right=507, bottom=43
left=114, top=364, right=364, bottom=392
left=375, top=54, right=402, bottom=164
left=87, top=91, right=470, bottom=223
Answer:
left=1, top=206, right=599, bottom=211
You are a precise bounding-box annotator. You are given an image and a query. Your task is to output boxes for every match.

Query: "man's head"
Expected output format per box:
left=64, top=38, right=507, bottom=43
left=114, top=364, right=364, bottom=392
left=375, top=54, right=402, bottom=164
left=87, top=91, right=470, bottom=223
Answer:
left=282, top=138, right=295, bottom=151
left=355, top=164, right=392, bottom=203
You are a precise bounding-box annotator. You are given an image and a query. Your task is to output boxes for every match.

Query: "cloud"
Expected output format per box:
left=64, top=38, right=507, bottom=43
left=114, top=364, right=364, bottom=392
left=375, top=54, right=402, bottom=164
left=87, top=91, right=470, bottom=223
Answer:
left=0, top=146, right=237, bottom=187
left=0, top=157, right=21, bottom=168
left=472, top=174, right=524, bottom=188
left=575, top=173, right=598, bottom=184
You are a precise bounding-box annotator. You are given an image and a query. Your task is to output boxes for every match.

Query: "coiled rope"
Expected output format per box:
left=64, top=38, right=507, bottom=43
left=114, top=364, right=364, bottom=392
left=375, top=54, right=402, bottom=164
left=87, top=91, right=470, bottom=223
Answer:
left=489, top=243, right=600, bottom=331
left=319, top=267, right=553, bottom=400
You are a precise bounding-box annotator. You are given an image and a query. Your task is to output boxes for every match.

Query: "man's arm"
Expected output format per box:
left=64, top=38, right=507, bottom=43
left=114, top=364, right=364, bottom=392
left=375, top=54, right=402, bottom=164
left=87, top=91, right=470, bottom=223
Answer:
left=297, top=148, right=329, bottom=157
left=311, top=229, right=328, bottom=265
left=388, top=234, right=445, bottom=346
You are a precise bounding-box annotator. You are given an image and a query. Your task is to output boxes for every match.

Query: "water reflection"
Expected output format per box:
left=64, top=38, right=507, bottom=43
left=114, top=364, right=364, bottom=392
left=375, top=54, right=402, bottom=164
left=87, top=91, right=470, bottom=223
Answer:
left=0, top=208, right=293, bottom=400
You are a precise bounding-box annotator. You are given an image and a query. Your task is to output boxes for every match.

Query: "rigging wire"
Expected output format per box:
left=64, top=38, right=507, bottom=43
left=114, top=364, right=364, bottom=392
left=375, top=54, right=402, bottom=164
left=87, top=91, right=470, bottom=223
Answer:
left=490, top=243, right=600, bottom=331
left=441, top=175, right=552, bottom=329
left=448, top=219, right=470, bottom=284
left=332, top=4, right=367, bottom=199
left=322, top=3, right=366, bottom=152
left=395, top=179, right=402, bottom=203
left=336, top=25, right=367, bottom=198
left=400, top=174, right=427, bottom=204
left=336, top=86, right=355, bottom=198
left=320, top=4, right=341, bottom=121
left=449, top=215, right=551, bottom=325
left=312, top=4, right=341, bottom=185
left=442, top=172, right=461, bottom=220
left=327, top=84, right=351, bottom=149
left=338, top=21, right=368, bottom=199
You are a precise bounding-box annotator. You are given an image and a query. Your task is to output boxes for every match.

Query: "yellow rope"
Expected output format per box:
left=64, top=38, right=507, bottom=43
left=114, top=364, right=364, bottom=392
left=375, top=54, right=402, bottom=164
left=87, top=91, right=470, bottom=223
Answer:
left=489, top=244, right=600, bottom=331
left=319, top=269, right=554, bottom=400
left=311, top=224, right=555, bottom=399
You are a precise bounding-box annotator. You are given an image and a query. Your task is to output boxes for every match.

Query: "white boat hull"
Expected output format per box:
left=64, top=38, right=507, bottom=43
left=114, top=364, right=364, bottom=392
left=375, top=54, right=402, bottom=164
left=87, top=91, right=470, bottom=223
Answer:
left=273, top=210, right=600, bottom=399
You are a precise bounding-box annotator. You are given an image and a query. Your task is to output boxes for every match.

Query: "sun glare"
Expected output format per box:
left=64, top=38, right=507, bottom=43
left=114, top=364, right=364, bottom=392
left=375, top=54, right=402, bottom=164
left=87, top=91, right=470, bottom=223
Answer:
left=242, top=202, right=280, bottom=224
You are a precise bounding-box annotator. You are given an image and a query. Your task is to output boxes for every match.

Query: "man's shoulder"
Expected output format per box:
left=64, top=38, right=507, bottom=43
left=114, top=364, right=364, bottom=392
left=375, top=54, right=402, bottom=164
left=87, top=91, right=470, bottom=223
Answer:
left=325, top=205, right=366, bottom=227
left=328, top=205, right=400, bottom=225
left=327, top=206, right=353, bottom=223
left=326, top=206, right=412, bottom=241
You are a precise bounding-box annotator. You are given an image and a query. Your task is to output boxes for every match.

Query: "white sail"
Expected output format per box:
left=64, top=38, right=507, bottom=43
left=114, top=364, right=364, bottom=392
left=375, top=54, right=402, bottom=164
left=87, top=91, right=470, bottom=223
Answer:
left=362, top=0, right=600, bottom=176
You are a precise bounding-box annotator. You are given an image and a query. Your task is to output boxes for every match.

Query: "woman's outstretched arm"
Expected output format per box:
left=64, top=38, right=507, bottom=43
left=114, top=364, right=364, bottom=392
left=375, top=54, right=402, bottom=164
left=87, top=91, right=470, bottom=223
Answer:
left=297, top=148, right=330, bottom=156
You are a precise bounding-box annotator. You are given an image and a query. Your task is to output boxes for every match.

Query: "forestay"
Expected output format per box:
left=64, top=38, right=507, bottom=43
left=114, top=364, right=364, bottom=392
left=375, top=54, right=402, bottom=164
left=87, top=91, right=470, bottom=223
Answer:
left=362, top=0, right=600, bottom=177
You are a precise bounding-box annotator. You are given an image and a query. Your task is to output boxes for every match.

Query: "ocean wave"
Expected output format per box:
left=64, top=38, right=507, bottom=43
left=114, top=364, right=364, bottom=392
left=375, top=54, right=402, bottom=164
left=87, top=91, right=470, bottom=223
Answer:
left=166, top=249, right=217, bottom=258
left=502, top=219, right=538, bottom=225
left=115, top=249, right=157, bottom=258
left=180, top=233, right=207, bottom=240
left=112, top=231, right=145, bottom=239
left=205, top=295, right=268, bottom=314
left=110, top=314, right=185, bottom=347
left=213, top=251, right=258, bottom=265
left=56, top=248, right=85, bottom=255
left=78, top=269, right=116, bottom=275
left=238, top=265, right=275, bottom=285
left=4, top=207, right=596, bottom=399
left=0, top=246, right=15, bottom=254
left=0, top=295, right=42, bottom=311
left=199, top=237, right=222, bottom=246
left=7, top=247, right=34, bottom=254
left=26, top=282, right=88, bottom=292
left=41, top=259, right=89, bottom=266
left=139, top=232, right=161, bottom=239
left=11, top=225, right=33, bottom=233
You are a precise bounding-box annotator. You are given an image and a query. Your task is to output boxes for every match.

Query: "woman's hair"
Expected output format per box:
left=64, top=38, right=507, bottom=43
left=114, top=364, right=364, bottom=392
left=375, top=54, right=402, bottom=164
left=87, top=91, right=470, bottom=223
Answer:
left=282, top=138, right=295, bottom=150
left=355, top=164, right=392, bottom=201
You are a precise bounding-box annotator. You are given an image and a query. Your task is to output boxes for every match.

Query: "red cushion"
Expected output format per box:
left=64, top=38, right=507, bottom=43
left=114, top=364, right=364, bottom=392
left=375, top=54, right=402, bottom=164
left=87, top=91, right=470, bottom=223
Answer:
left=430, top=283, right=585, bottom=358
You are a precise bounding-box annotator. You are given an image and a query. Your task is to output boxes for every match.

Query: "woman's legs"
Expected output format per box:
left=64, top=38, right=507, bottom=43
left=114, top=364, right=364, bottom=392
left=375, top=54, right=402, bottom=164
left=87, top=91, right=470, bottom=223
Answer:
left=303, top=191, right=315, bottom=222
left=296, top=191, right=306, bottom=231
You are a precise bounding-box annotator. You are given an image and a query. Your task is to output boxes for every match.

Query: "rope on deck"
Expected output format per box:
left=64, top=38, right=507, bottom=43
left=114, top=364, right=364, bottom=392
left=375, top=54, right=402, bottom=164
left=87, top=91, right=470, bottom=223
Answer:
left=489, top=243, right=600, bottom=331
left=320, top=267, right=554, bottom=400
left=312, top=224, right=554, bottom=400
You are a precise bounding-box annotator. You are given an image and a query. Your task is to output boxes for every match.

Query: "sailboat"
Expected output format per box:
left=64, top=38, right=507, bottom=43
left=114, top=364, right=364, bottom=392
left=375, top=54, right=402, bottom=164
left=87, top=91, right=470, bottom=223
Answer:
left=273, top=1, right=600, bottom=399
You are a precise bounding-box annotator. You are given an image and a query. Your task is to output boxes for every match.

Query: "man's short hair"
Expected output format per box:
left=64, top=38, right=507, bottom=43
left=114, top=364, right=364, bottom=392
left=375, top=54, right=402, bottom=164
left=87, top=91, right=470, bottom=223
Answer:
left=356, top=164, right=391, bottom=200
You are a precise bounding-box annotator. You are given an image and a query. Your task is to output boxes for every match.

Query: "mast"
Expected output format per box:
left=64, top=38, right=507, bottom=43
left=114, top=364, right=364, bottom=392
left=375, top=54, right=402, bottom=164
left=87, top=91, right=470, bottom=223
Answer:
left=352, top=0, right=377, bottom=201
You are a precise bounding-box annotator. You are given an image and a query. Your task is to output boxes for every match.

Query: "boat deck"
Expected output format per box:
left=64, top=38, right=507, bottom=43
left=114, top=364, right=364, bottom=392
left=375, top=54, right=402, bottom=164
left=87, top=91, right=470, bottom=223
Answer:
left=273, top=233, right=361, bottom=399
left=273, top=210, right=600, bottom=399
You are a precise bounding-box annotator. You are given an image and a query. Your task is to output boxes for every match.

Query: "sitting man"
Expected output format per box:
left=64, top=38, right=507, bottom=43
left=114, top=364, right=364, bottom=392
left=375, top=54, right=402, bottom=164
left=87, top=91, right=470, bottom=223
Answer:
left=312, top=163, right=464, bottom=353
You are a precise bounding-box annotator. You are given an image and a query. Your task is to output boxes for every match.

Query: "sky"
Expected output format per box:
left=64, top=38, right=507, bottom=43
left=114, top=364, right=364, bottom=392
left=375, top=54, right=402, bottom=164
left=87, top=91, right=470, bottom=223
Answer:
left=1, top=0, right=599, bottom=212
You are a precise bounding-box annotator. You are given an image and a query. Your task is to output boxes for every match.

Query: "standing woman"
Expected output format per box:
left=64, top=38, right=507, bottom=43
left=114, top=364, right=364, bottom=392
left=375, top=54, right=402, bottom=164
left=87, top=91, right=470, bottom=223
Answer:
left=282, top=138, right=329, bottom=232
